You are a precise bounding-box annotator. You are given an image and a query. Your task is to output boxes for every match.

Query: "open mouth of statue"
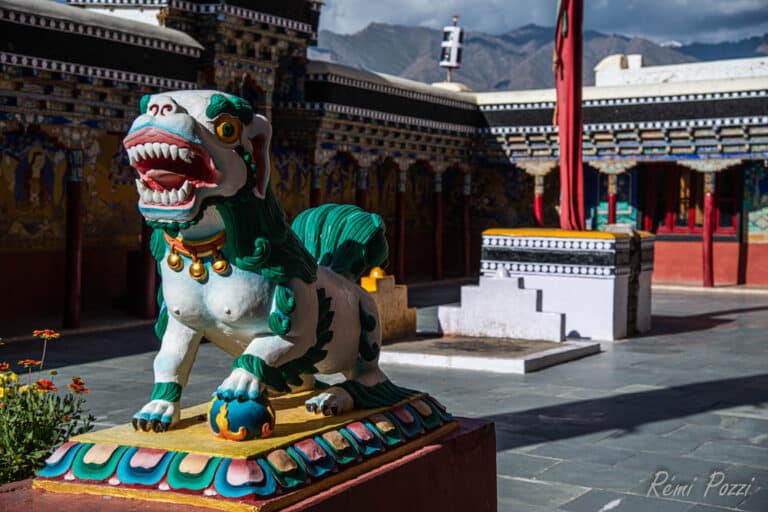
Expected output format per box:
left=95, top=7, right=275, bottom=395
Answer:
left=123, top=127, right=220, bottom=209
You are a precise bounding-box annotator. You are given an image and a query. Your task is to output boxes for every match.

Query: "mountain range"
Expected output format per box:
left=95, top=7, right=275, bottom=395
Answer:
left=312, top=23, right=768, bottom=91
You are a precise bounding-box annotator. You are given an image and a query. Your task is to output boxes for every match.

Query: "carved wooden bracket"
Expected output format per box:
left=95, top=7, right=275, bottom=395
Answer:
left=590, top=159, right=637, bottom=175
left=517, top=160, right=558, bottom=177
left=676, top=158, right=743, bottom=173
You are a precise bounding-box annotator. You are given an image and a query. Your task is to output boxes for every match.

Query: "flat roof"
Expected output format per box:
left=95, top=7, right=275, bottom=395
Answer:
left=0, top=0, right=203, bottom=50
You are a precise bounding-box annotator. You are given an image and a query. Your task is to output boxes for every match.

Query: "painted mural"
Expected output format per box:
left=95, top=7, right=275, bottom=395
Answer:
left=367, top=158, right=397, bottom=227
left=271, top=148, right=311, bottom=220
left=0, top=132, right=68, bottom=248
left=471, top=164, right=533, bottom=229
left=744, top=162, right=768, bottom=241
left=0, top=131, right=142, bottom=251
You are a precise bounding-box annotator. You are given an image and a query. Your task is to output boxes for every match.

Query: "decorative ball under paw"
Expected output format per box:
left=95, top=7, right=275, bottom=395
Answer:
left=208, top=396, right=276, bottom=441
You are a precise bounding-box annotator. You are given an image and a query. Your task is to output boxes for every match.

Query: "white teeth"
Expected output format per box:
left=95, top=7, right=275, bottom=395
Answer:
left=179, top=147, right=190, bottom=162
left=152, top=190, right=162, bottom=203
left=135, top=179, right=147, bottom=194
left=159, top=143, right=170, bottom=158
left=152, top=142, right=162, bottom=158
left=169, top=189, right=179, bottom=203
left=169, top=144, right=178, bottom=160
left=141, top=189, right=153, bottom=202
left=161, top=190, right=171, bottom=204
left=136, top=145, right=147, bottom=160
left=144, top=143, right=155, bottom=158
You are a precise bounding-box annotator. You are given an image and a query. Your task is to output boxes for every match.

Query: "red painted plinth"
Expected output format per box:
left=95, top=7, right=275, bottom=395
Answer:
left=1, top=419, right=496, bottom=512
left=395, top=190, right=406, bottom=282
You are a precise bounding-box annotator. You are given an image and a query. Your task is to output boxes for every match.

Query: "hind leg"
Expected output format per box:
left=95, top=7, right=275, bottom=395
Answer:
left=305, top=357, right=388, bottom=416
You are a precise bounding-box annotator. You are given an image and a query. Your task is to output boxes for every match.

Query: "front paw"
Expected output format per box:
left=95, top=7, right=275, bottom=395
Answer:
left=132, top=400, right=179, bottom=432
left=216, top=368, right=261, bottom=401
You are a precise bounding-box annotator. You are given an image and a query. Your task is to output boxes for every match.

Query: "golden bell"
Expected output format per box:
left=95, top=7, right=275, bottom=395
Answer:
left=167, top=252, right=183, bottom=272
left=189, top=260, right=208, bottom=281
left=212, top=256, right=229, bottom=275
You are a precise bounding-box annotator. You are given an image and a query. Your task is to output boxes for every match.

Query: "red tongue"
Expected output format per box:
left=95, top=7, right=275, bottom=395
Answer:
left=144, top=170, right=186, bottom=191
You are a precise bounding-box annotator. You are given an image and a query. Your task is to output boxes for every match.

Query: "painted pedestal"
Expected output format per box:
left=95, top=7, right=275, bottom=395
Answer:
left=439, top=227, right=654, bottom=341
left=33, top=390, right=457, bottom=512
left=360, top=269, right=417, bottom=342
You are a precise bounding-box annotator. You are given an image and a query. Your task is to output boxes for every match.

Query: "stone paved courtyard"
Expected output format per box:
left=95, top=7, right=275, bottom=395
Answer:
left=2, top=287, right=767, bottom=511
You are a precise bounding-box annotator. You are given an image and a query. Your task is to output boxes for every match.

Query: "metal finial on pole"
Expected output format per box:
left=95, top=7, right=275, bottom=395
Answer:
left=440, top=15, right=463, bottom=83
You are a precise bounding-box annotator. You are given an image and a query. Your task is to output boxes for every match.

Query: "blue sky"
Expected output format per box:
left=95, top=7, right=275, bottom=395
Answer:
left=319, top=0, right=768, bottom=43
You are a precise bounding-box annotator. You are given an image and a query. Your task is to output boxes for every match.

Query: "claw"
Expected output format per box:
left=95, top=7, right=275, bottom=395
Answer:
left=150, top=419, right=161, bottom=432
left=131, top=417, right=140, bottom=431
left=154, top=421, right=167, bottom=433
left=321, top=405, right=332, bottom=416
left=138, top=418, right=149, bottom=431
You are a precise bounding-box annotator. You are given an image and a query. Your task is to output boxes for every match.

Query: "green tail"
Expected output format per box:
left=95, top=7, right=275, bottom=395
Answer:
left=291, top=204, right=388, bottom=281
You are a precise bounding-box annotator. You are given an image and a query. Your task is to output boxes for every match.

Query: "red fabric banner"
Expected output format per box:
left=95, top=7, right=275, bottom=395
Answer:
left=554, top=0, right=585, bottom=230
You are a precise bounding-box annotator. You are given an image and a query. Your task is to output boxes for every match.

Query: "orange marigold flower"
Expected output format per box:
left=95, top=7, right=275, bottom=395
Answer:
left=18, top=359, right=42, bottom=368
left=35, top=379, right=58, bottom=393
left=71, top=376, right=86, bottom=386
left=33, top=329, right=61, bottom=341
left=67, top=383, right=89, bottom=394
left=0, top=362, right=9, bottom=371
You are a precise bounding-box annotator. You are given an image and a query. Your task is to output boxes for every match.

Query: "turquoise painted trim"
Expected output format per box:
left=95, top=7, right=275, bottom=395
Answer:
left=126, top=121, right=202, bottom=143
left=150, top=382, right=182, bottom=402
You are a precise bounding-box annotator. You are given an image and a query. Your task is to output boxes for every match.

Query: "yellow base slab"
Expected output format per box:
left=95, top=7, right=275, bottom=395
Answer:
left=483, top=227, right=627, bottom=239
left=72, top=390, right=425, bottom=459
left=35, top=421, right=458, bottom=512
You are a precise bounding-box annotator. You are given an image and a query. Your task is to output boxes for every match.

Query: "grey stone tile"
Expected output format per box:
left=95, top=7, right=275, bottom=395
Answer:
left=497, top=452, right=561, bottom=478
left=739, top=487, right=768, bottom=512
left=496, top=476, right=589, bottom=508
left=598, top=432, right=705, bottom=456
left=691, top=441, right=768, bottom=469
left=560, top=489, right=696, bottom=512
left=528, top=441, right=636, bottom=466
left=538, top=460, right=650, bottom=492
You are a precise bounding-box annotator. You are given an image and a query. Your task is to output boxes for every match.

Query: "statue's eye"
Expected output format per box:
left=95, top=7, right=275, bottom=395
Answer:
left=215, top=117, right=242, bottom=144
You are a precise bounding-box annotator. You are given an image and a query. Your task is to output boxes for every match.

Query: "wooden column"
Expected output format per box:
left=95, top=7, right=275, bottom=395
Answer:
left=533, top=175, right=545, bottom=226
left=518, top=161, right=557, bottom=226
left=310, top=165, right=322, bottom=207
left=607, top=174, right=618, bottom=224
left=591, top=160, right=637, bottom=227
left=355, top=165, right=368, bottom=209
left=678, top=158, right=742, bottom=288
left=63, top=149, right=84, bottom=329
left=463, top=171, right=472, bottom=276
left=702, top=172, right=715, bottom=288
left=395, top=165, right=408, bottom=282
left=433, top=170, right=444, bottom=280
left=141, top=223, right=158, bottom=319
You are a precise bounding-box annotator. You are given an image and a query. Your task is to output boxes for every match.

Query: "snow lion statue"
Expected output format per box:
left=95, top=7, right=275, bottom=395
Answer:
left=123, top=90, right=413, bottom=434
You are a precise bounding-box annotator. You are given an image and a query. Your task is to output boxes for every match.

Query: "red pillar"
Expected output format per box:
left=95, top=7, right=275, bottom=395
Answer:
left=433, top=171, right=444, bottom=281
left=703, top=172, right=715, bottom=287
left=310, top=165, right=321, bottom=207
left=395, top=169, right=407, bottom=282
left=607, top=174, right=618, bottom=224
left=462, top=172, right=471, bottom=276
left=355, top=166, right=368, bottom=209
left=533, top=174, right=544, bottom=226
left=141, top=223, right=158, bottom=319
left=63, top=150, right=84, bottom=329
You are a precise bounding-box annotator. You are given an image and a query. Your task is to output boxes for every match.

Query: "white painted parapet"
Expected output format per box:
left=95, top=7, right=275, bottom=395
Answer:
left=438, top=277, right=565, bottom=341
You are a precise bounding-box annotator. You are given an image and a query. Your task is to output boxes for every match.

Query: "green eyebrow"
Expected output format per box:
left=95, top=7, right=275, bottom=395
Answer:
left=205, top=93, right=254, bottom=125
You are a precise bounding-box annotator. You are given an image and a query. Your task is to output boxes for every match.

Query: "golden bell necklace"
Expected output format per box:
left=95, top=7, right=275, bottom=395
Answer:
left=163, top=230, right=229, bottom=281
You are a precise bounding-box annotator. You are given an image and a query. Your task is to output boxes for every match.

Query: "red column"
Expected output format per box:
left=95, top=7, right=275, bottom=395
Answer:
left=355, top=166, right=368, bottom=209
left=310, top=165, right=321, bottom=207
left=141, top=223, right=158, bottom=319
left=63, top=150, right=84, bottom=329
left=607, top=174, right=618, bottom=224
left=463, top=172, right=471, bottom=276
left=703, top=172, right=715, bottom=287
left=433, top=171, right=444, bottom=281
left=533, top=174, right=544, bottom=226
left=395, top=169, right=407, bottom=282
